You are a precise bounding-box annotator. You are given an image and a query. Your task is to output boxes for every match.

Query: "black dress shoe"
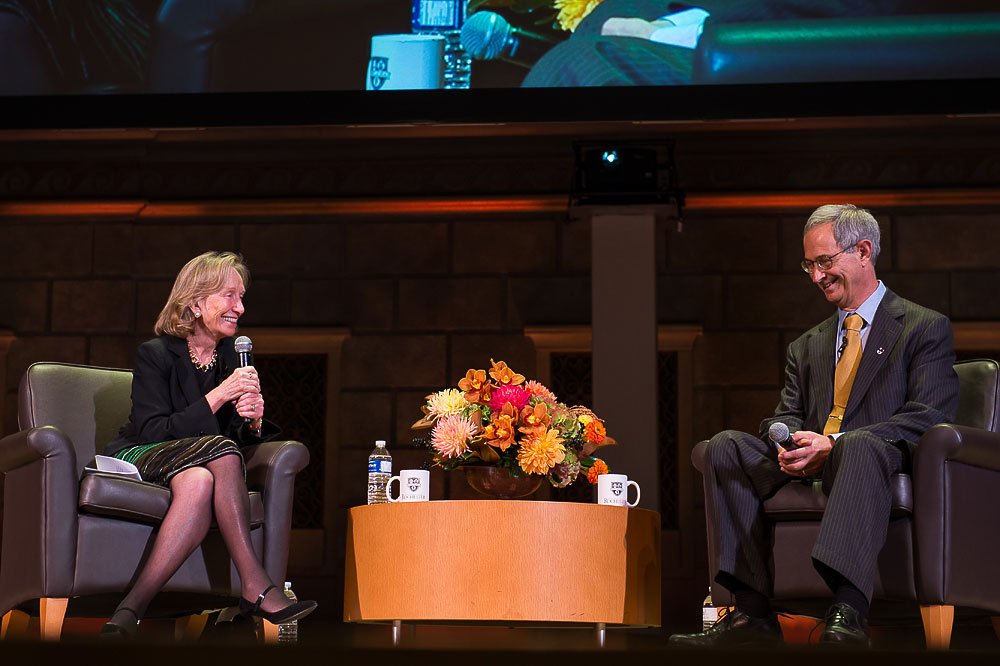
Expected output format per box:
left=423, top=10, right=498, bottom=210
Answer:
left=669, top=609, right=784, bottom=647
left=819, top=602, right=870, bottom=647
left=239, top=584, right=318, bottom=624
left=100, top=607, right=140, bottom=639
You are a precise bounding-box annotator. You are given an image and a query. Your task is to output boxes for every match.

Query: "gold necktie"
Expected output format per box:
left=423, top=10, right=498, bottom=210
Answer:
left=823, top=313, right=863, bottom=436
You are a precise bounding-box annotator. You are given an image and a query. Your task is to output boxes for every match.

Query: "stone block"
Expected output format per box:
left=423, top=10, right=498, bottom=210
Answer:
left=561, top=217, right=592, bottom=273
left=507, top=276, right=591, bottom=328
left=782, top=213, right=894, bottom=272
left=453, top=219, right=557, bottom=274
left=0, top=281, right=47, bottom=332
left=345, top=222, right=448, bottom=275
left=291, top=279, right=393, bottom=330
left=94, top=224, right=135, bottom=275
left=896, top=214, right=1000, bottom=270
left=89, top=336, right=146, bottom=369
left=396, top=389, right=436, bottom=451
left=692, top=389, right=725, bottom=443
left=694, top=331, right=781, bottom=387
left=135, top=280, right=172, bottom=333
left=881, top=272, right=950, bottom=318
left=726, top=388, right=780, bottom=436
left=666, top=216, right=777, bottom=272
left=398, top=277, right=504, bottom=331
left=240, top=279, right=291, bottom=326
left=240, top=222, right=344, bottom=278
left=6, top=336, right=87, bottom=390
left=337, top=448, right=369, bottom=508
left=726, top=275, right=830, bottom=329
left=341, top=335, right=447, bottom=389
left=52, top=281, right=131, bottom=333
left=657, top=275, right=724, bottom=327
left=339, top=390, right=392, bottom=450
left=449, top=334, right=536, bottom=385
left=951, top=273, right=1000, bottom=320
left=132, top=224, right=237, bottom=276
left=0, top=224, right=92, bottom=277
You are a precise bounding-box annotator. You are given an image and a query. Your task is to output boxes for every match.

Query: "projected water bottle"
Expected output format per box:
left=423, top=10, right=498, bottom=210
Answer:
left=412, top=0, right=471, bottom=89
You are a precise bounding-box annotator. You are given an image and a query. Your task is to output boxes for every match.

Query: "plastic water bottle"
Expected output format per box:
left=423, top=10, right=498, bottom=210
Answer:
left=702, top=587, right=719, bottom=631
left=412, top=0, right=472, bottom=89
left=367, top=440, right=392, bottom=504
left=277, top=581, right=298, bottom=643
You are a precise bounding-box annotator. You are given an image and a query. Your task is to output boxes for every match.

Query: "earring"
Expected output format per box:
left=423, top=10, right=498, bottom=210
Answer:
left=194, top=311, right=201, bottom=318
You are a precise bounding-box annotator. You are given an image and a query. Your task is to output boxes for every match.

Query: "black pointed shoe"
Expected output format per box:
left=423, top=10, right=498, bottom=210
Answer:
left=239, top=584, right=317, bottom=624
left=669, top=609, right=784, bottom=647
left=819, top=602, right=870, bottom=648
left=100, top=607, right=140, bottom=639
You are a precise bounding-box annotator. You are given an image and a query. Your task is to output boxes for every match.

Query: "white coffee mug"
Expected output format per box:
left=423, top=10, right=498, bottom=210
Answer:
left=597, top=473, right=640, bottom=507
left=366, top=34, right=444, bottom=91
left=386, top=469, right=431, bottom=502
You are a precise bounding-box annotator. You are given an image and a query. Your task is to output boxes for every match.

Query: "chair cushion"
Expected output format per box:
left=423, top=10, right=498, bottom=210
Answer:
left=763, top=472, right=912, bottom=521
left=78, top=473, right=264, bottom=527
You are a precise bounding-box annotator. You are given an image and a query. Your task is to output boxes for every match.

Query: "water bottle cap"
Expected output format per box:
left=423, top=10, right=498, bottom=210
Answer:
left=284, top=581, right=292, bottom=589
left=376, top=440, right=386, bottom=445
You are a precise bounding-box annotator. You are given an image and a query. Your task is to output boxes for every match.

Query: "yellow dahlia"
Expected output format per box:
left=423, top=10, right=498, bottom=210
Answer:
left=554, top=0, right=604, bottom=32
left=517, top=428, right=566, bottom=475
left=426, top=388, right=467, bottom=420
left=431, top=414, right=479, bottom=459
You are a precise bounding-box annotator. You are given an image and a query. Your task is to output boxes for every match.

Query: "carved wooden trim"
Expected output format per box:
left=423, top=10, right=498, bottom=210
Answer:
left=953, top=322, right=1000, bottom=351
left=239, top=327, right=349, bottom=574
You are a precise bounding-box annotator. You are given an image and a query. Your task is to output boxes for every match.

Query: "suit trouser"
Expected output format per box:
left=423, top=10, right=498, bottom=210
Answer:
left=703, top=429, right=904, bottom=601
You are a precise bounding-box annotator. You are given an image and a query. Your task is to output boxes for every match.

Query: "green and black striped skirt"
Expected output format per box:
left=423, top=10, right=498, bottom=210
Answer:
left=113, top=435, right=244, bottom=487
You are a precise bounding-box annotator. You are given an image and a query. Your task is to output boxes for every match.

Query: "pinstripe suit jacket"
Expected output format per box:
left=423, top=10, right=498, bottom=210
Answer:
left=760, top=288, right=958, bottom=447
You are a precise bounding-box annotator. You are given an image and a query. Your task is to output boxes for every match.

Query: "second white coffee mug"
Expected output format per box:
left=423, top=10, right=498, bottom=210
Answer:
left=386, top=469, right=431, bottom=502
left=597, top=473, right=640, bottom=507
left=366, top=34, right=444, bottom=91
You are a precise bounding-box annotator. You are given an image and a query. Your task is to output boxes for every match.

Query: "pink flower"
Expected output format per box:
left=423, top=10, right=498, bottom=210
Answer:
left=488, top=384, right=530, bottom=413
left=524, top=380, right=558, bottom=403
left=431, top=414, right=479, bottom=459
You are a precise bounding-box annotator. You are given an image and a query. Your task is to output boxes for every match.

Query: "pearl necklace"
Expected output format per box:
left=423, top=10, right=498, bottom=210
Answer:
left=187, top=341, right=217, bottom=372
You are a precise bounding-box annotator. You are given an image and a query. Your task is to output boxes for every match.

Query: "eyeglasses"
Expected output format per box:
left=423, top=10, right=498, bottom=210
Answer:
left=800, top=245, right=856, bottom=274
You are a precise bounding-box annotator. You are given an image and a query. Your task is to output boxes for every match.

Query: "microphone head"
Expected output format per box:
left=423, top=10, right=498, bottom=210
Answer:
left=234, top=336, right=253, bottom=353
left=461, top=11, right=512, bottom=60
left=768, top=422, right=789, bottom=444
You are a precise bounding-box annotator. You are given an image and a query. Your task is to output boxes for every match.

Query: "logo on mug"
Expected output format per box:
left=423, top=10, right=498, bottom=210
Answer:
left=407, top=477, right=421, bottom=492
left=369, top=57, right=390, bottom=90
left=612, top=481, right=623, bottom=496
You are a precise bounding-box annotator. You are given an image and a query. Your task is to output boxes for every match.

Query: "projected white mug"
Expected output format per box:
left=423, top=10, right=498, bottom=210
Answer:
left=597, top=473, right=640, bottom=507
left=367, top=34, right=444, bottom=91
left=385, top=469, right=431, bottom=502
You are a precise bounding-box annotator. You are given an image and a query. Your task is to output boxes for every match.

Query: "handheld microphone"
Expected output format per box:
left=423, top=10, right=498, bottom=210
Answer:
left=460, top=11, right=557, bottom=69
left=234, top=336, right=253, bottom=423
left=767, top=422, right=801, bottom=450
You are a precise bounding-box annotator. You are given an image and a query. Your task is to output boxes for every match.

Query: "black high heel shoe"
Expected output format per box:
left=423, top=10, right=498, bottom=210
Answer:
left=100, top=607, right=140, bottom=638
left=239, top=584, right=317, bottom=624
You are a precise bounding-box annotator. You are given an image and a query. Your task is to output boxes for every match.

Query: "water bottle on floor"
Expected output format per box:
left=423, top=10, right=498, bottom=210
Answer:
left=702, top=586, right=719, bottom=630
left=277, top=581, right=298, bottom=643
left=367, top=440, right=392, bottom=504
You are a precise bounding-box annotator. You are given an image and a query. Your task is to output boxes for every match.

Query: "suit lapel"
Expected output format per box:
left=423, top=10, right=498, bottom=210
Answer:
left=166, top=335, right=205, bottom=408
left=809, top=314, right=839, bottom=428
left=844, top=290, right=904, bottom=417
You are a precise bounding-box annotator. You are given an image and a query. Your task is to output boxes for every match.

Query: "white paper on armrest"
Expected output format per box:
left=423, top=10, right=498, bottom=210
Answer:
left=85, top=454, right=142, bottom=481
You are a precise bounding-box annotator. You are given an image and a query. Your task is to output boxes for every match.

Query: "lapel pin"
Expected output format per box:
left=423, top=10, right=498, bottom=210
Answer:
left=876, top=347, right=885, bottom=355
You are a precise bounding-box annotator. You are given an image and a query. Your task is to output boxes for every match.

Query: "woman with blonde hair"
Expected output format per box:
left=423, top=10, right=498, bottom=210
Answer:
left=101, top=250, right=316, bottom=637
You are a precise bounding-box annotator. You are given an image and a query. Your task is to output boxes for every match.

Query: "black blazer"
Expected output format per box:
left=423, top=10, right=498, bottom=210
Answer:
left=760, top=288, right=959, bottom=447
left=106, top=335, right=278, bottom=457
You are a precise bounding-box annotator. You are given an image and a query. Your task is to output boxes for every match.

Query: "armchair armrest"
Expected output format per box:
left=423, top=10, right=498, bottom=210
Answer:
left=913, top=424, right=1000, bottom=606
left=0, top=426, right=81, bottom=614
left=241, top=440, right=309, bottom=583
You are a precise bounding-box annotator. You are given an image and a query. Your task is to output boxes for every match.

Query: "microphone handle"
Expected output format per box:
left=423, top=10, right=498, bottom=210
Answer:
left=237, top=351, right=252, bottom=422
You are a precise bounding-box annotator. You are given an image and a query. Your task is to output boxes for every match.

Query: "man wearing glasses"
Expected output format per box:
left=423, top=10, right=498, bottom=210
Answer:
left=671, top=204, right=959, bottom=647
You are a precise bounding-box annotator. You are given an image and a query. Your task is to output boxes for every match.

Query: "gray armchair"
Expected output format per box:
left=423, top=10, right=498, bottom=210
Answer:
left=692, top=358, right=1000, bottom=649
left=0, top=361, right=309, bottom=640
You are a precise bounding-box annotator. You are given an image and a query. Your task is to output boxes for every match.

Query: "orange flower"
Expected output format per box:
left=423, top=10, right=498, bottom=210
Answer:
left=483, top=404, right=518, bottom=451
left=458, top=368, right=493, bottom=404
left=489, top=359, right=525, bottom=386
left=518, top=402, right=550, bottom=436
left=584, top=419, right=606, bottom=444
left=517, top=428, right=566, bottom=475
left=587, top=459, right=609, bottom=484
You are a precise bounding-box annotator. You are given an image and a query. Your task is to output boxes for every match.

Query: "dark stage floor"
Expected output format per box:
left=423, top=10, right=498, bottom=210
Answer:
left=3, top=612, right=1000, bottom=666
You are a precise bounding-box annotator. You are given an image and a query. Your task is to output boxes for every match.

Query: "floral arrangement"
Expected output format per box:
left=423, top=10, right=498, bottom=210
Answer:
left=412, top=359, right=615, bottom=487
left=471, top=0, right=605, bottom=32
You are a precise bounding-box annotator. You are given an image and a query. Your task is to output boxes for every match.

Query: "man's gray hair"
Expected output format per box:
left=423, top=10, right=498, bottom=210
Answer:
left=804, top=204, right=881, bottom=265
